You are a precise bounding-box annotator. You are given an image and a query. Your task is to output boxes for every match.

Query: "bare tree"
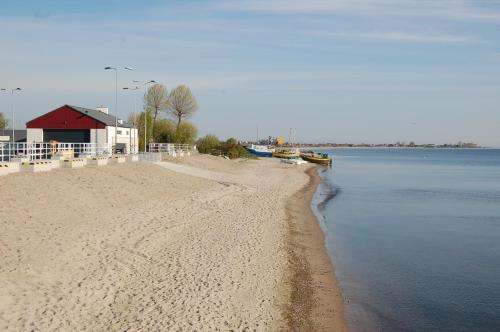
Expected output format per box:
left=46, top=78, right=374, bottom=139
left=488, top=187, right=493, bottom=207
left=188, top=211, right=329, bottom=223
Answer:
left=168, top=85, right=198, bottom=126
left=127, top=113, right=139, bottom=127
left=143, top=84, right=169, bottom=133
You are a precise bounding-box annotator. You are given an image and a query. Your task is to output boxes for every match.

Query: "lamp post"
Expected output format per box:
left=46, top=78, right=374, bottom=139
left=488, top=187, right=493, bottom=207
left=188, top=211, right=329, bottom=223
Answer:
left=104, top=66, right=133, bottom=153
left=10, top=88, right=22, bottom=143
left=123, top=86, right=139, bottom=153
left=142, top=80, right=156, bottom=152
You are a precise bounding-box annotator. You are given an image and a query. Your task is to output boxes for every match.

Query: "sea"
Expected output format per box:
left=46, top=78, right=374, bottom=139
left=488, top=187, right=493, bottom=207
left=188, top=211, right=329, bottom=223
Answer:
left=312, top=148, right=500, bottom=332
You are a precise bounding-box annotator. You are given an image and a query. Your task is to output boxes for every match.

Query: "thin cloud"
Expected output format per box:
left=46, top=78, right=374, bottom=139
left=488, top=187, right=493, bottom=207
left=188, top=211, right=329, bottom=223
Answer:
left=219, top=0, right=500, bottom=22
left=330, top=31, right=476, bottom=44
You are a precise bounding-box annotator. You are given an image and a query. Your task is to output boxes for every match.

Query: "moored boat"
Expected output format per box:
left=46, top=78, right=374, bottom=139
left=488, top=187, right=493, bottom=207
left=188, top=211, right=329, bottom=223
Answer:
left=245, top=144, right=275, bottom=157
left=281, top=157, right=307, bottom=165
left=272, top=148, right=300, bottom=159
left=300, top=151, right=333, bottom=165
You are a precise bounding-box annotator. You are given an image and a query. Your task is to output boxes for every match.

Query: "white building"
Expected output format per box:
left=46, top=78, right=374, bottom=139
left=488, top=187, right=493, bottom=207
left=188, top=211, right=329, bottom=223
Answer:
left=26, top=105, right=138, bottom=153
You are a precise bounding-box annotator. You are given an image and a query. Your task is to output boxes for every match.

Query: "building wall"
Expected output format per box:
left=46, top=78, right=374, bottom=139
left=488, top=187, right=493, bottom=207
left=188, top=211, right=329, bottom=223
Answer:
left=130, top=128, right=138, bottom=154
left=90, top=128, right=107, bottom=145
left=106, top=126, right=138, bottom=153
left=27, top=128, right=43, bottom=142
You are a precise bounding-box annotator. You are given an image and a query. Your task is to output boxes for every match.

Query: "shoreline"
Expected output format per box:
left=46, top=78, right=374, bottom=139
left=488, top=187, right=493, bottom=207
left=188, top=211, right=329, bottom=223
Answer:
left=298, top=146, right=490, bottom=150
left=284, top=165, right=348, bottom=331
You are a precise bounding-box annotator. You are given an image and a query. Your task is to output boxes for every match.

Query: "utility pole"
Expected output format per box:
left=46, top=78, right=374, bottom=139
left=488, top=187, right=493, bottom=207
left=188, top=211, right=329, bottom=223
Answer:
left=105, top=66, right=133, bottom=153
left=11, top=88, right=22, bottom=143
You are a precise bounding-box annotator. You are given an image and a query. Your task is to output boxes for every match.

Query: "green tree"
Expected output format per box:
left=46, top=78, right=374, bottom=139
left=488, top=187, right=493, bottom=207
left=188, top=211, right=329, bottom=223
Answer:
left=144, top=84, right=169, bottom=136
left=0, top=113, right=8, bottom=129
left=137, top=111, right=153, bottom=152
left=174, top=122, right=198, bottom=145
left=197, top=134, right=220, bottom=154
left=168, top=85, right=198, bottom=126
left=154, top=119, right=176, bottom=143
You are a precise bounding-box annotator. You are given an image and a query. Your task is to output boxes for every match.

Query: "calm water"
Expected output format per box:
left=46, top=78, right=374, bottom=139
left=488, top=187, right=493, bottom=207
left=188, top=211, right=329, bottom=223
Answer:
left=313, top=149, right=500, bottom=332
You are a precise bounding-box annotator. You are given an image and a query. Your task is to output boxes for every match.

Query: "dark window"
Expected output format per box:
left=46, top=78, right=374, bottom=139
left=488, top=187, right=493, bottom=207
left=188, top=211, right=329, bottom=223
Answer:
left=43, top=129, right=90, bottom=143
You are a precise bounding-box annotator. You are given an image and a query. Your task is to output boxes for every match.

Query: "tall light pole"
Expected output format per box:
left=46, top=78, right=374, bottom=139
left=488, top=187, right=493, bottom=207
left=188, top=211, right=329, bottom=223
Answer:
left=10, top=88, right=22, bottom=143
left=123, top=86, right=139, bottom=153
left=142, top=80, right=156, bottom=152
left=105, top=66, right=133, bottom=153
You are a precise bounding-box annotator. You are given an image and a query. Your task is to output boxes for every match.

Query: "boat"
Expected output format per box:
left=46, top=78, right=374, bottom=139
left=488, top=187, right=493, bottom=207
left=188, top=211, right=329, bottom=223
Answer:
left=245, top=144, right=275, bottom=157
left=272, top=148, right=300, bottom=159
left=281, top=157, right=307, bottom=165
left=300, top=151, right=333, bottom=165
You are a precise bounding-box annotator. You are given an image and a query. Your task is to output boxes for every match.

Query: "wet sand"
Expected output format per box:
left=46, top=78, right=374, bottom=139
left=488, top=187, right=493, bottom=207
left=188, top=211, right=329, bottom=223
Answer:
left=285, top=166, right=348, bottom=331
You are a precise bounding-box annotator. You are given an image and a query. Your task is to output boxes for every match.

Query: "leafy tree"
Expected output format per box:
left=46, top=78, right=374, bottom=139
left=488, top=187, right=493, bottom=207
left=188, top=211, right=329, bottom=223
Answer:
left=174, top=122, right=198, bottom=145
left=168, top=85, right=198, bottom=126
left=197, top=134, right=220, bottom=154
left=0, top=113, right=7, bottom=129
left=144, top=84, right=169, bottom=135
left=154, top=119, right=176, bottom=143
left=137, top=111, right=153, bottom=152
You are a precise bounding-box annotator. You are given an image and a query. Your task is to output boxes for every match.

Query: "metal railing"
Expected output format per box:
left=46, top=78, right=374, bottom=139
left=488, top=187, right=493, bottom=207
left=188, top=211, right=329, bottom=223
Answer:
left=148, top=143, right=190, bottom=154
left=0, top=142, right=113, bottom=162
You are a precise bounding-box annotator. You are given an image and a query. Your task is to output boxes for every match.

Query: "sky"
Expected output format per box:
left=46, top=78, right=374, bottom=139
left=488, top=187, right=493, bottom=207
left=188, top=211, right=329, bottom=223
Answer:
left=1, top=0, right=500, bottom=146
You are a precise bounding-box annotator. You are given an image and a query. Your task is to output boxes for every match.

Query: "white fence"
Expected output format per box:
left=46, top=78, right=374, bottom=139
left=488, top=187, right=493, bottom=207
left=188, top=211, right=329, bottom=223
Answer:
left=0, top=142, right=113, bottom=162
left=148, top=143, right=190, bottom=154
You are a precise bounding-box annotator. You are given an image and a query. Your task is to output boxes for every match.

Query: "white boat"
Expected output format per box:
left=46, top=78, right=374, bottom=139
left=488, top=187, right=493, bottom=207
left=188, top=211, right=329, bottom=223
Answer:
left=246, top=144, right=275, bottom=157
left=281, top=157, right=307, bottom=165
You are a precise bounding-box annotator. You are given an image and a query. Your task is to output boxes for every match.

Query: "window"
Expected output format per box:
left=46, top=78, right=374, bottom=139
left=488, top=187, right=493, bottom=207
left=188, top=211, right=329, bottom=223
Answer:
left=117, top=130, right=122, bottom=135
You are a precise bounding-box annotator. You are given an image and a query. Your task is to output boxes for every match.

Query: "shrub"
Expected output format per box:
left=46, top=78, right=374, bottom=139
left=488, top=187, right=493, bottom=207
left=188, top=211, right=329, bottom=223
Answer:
left=153, top=119, right=176, bottom=143
left=227, top=145, right=254, bottom=159
left=197, top=134, right=221, bottom=154
left=197, top=135, right=255, bottom=159
left=174, top=122, right=198, bottom=145
left=225, top=137, right=238, bottom=149
left=138, top=111, right=153, bottom=152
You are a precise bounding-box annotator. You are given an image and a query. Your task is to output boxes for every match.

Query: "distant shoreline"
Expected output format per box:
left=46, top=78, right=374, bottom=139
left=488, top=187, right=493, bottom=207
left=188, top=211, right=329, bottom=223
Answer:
left=297, top=146, right=493, bottom=150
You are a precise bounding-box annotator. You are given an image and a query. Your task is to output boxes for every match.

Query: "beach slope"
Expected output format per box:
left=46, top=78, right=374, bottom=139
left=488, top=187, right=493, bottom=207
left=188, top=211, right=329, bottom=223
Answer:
left=0, top=155, right=345, bottom=331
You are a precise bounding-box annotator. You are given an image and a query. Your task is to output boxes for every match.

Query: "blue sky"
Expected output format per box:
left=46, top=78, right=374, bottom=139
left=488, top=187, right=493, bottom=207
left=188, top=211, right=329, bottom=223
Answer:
left=1, top=0, right=500, bottom=146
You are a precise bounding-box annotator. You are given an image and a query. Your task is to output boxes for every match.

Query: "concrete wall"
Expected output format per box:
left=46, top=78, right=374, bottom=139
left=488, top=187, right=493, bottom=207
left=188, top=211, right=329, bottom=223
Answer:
left=130, top=128, right=138, bottom=154
left=27, top=128, right=43, bottom=142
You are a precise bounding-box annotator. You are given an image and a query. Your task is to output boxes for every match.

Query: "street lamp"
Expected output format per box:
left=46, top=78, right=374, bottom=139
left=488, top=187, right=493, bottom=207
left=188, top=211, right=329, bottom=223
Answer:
left=123, top=86, right=139, bottom=153
left=104, top=66, right=133, bottom=153
left=10, top=88, right=22, bottom=143
left=143, top=80, right=156, bottom=152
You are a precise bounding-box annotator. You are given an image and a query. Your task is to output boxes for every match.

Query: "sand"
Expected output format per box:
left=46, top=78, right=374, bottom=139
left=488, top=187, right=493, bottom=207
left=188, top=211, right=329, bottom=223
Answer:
left=0, top=155, right=347, bottom=331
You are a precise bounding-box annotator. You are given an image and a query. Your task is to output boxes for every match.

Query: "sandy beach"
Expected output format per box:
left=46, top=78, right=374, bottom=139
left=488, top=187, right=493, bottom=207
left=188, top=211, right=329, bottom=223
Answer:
left=0, top=155, right=347, bottom=331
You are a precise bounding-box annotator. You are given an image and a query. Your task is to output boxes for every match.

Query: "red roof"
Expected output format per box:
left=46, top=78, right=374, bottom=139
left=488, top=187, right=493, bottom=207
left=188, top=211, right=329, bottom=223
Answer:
left=27, top=105, right=107, bottom=129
